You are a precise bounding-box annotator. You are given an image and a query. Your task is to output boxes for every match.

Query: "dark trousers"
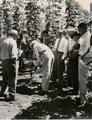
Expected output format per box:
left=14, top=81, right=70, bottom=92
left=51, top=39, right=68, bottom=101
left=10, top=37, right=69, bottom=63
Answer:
left=52, top=51, right=65, bottom=89
left=1, top=58, right=18, bottom=97
left=67, top=55, right=79, bottom=93
left=18, top=56, right=25, bottom=72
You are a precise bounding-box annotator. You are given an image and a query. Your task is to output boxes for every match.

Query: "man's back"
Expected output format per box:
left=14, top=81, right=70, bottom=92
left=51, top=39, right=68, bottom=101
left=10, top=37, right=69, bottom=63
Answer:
left=0, top=36, right=18, bottom=60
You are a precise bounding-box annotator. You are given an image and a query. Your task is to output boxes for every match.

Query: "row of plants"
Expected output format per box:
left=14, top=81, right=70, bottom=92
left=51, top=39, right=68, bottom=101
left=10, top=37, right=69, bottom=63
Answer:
left=0, top=0, right=91, bottom=45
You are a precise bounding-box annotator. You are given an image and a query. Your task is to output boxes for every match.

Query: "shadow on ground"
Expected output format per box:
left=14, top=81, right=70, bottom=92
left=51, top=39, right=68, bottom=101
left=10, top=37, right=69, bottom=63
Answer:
left=13, top=72, right=92, bottom=119
left=15, top=77, right=92, bottom=119
left=14, top=94, right=92, bottom=119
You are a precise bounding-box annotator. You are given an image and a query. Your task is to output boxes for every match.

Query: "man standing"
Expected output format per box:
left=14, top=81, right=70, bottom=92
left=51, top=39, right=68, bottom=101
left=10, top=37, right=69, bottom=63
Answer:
left=52, top=30, right=69, bottom=90
left=0, top=30, right=18, bottom=101
left=30, top=40, right=54, bottom=95
left=78, top=22, right=92, bottom=107
left=67, top=32, right=80, bottom=95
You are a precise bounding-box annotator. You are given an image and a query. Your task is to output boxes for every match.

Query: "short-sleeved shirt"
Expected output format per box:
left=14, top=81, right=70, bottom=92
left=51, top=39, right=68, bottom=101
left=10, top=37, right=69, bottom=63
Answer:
left=78, top=31, right=91, bottom=57
left=78, top=31, right=92, bottom=65
left=0, top=36, right=18, bottom=60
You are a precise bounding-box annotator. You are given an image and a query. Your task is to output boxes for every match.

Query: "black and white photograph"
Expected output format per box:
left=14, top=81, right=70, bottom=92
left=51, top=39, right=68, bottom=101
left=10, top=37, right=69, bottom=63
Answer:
left=0, top=0, right=92, bottom=119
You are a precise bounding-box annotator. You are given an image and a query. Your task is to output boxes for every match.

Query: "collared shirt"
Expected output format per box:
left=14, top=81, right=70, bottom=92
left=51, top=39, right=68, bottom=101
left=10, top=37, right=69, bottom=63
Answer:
left=78, top=31, right=91, bottom=56
left=53, top=36, right=69, bottom=59
left=33, top=41, right=53, bottom=65
left=0, top=36, right=18, bottom=60
left=68, top=38, right=77, bottom=52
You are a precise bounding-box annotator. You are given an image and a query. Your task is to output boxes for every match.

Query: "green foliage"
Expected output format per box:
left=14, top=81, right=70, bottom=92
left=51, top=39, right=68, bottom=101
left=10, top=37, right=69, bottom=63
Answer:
left=65, top=0, right=90, bottom=28
left=2, top=0, right=11, bottom=34
left=12, top=6, right=20, bottom=31
left=0, top=0, right=91, bottom=46
left=25, top=1, right=41, bottom=40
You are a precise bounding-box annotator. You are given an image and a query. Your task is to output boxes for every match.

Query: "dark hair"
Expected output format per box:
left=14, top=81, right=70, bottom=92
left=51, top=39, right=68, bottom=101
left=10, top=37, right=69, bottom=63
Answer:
left=78, top=22, right=87, bottom=29
left=71, top=32, right=81, bottom=38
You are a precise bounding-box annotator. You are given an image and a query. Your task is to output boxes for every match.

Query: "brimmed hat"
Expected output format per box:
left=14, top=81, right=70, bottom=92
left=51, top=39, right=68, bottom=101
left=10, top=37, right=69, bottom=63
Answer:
left=22, top=29, right=27, bottom=34
left=8, top=30, right=18, bottom=37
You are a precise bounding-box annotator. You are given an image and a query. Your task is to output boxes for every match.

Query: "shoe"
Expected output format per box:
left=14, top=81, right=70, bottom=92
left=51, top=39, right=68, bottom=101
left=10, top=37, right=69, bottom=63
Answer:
left=78, top=101, right=90, bottom=109
left=5, top=94, right=15, bottom=102
left=38, top=85, right=42, bottom=91
left=0, top=93, right=5, bottom=97
left=69, top=91, right=78, bottom=95
left=39, top=91, right=48, bottom=96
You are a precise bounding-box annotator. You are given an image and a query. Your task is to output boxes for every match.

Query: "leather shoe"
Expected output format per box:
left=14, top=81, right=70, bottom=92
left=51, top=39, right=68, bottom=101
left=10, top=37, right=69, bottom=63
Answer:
left=5, top=94, right=15, bottom=102
left=78, top=101, right=90, bottom=109
left=39, top=91, right=48, bottom=96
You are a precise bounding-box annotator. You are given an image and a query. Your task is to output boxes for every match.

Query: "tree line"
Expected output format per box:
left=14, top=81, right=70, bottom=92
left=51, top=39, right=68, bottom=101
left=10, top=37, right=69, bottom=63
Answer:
left=0, top=0, right=91, bottom=43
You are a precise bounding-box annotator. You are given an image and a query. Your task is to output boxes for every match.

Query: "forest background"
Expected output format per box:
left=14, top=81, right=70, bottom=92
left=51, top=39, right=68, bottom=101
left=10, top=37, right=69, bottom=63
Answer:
left=0, top=0, right=92, bottom=45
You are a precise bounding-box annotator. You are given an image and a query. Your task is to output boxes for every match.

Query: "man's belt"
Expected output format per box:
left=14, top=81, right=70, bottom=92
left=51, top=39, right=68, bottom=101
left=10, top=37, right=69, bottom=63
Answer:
left=2, top=58, right=17, bottom=62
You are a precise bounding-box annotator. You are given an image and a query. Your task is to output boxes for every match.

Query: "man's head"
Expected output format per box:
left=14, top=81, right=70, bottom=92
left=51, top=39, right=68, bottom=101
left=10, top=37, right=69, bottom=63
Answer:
left=8, top=29, right=19, bottom=39
left=58, top=30, right=63, bottom=38
left=77, top=22, right=87, bottom=35
left=71, top=31, right=81, bottom=41
left=22, top=29, right=28, bottom=38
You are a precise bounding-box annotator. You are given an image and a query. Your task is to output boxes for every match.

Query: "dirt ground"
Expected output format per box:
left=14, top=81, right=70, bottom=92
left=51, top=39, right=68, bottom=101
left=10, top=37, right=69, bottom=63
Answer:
left=0, top=72, right=48, bottom=119
left=0, top=69, right=92, bottom=119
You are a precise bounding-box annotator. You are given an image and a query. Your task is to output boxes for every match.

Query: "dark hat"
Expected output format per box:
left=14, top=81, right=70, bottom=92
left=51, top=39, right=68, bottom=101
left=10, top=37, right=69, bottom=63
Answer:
left=71, top=31, right=81, bottom=38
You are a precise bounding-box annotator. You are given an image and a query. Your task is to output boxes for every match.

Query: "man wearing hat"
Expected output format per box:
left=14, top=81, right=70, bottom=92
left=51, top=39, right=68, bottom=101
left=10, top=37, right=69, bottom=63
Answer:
left=0, top=29, right=18, bottom=101
left=30, top=40, right=54, bottom=95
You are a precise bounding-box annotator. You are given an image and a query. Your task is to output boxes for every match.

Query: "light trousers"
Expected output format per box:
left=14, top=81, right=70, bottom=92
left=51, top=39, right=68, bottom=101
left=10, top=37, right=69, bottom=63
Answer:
left=41, top=51, right=54, bottom=91
left=78, top=57, right=88, bottom=104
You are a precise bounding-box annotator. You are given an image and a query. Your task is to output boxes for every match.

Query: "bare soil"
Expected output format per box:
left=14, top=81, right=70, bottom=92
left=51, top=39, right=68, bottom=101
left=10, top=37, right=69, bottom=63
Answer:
left=0, top=69, right=92, bottom=119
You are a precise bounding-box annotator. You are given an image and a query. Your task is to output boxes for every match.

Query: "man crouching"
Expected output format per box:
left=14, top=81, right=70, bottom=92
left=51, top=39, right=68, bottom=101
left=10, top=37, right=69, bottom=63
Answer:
left=30, top=39, right=54, bottom=95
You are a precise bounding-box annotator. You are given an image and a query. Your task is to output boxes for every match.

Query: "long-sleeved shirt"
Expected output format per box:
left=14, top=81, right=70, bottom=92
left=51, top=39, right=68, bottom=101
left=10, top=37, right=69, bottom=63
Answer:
left=32, top=41, right=54, bottom=65
left=0, top=36, right=18, bottom=60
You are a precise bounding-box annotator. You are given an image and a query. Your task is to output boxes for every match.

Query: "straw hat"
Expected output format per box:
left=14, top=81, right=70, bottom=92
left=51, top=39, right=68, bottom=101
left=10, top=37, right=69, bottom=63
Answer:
left=8, top=29, right=19, bottom=37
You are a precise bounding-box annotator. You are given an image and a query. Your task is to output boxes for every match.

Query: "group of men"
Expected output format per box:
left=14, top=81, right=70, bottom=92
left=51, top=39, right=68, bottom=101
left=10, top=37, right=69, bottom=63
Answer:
left=0, top=22, right=92, bottom=109
left=52, top=22, right=92, bottom=108
left=31, top=22, right=92, bottom=108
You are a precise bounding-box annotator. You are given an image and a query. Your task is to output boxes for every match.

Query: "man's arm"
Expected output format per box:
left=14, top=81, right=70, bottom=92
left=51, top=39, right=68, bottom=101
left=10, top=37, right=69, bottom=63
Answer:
left=62, top=40, right=69, bottom=60
left=33, top=44, right=40, bottom=66
left=52, top=39, right=59, bottom=52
